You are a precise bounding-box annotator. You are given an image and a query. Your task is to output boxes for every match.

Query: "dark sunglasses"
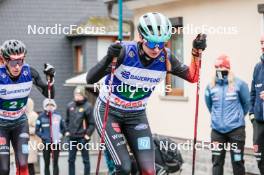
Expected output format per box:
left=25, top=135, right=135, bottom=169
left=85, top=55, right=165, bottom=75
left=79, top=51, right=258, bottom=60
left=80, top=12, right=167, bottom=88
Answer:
left=7, top=59, right=24, bottom=67
left=145, top=41, right=165, bottom=50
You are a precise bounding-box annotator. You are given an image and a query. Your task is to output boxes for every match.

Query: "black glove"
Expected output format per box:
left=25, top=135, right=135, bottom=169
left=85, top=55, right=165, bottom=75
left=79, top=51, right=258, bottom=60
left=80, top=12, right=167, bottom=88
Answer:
left=44, top=63, right=55, bottom=82
left=193, top=33, right=207, bottom=51
left=107, top=43, right=122, bottom=62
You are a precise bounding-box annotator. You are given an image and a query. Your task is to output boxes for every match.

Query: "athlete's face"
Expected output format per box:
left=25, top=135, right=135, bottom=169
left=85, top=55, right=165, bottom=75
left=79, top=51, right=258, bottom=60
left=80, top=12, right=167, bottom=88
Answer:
left=261, top=35, right=264, bottom=53
left=4, top=54, right=25, bottom=77
left=142, top=40, right=164, bottom=59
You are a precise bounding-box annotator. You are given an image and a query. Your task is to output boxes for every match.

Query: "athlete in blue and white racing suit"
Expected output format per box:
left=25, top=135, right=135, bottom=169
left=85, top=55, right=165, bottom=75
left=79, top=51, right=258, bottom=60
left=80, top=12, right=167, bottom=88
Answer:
left=87, top=12, right=207, bottom=175
left=0, top=40, right=55, bottom=175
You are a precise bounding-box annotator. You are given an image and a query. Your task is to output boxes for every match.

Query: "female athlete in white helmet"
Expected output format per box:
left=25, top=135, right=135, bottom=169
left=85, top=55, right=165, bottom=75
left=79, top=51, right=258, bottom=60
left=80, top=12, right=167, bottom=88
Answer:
left=87, top=12, right=206, bottom=175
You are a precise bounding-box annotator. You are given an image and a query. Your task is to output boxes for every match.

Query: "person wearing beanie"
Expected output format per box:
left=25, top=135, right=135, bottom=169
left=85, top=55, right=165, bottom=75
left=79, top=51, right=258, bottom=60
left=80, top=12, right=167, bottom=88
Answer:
left=65, top=86, right=95, bottom=175
left=249, top=35, right=264, bottom=174
left=205, top=55, right=250, bottom=175
left=35, top=98, right=65, bottom=175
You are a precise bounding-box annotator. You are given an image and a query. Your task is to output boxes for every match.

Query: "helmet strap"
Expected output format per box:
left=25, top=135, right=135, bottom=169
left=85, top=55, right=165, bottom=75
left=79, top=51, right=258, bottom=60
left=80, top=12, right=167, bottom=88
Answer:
left=5, top=65, right=14, bottom=78
left=138, top=42, right=145, bottom=57
left=163, top=48, right=171, bottom=72
left=5, top=63, right=20, bottom=79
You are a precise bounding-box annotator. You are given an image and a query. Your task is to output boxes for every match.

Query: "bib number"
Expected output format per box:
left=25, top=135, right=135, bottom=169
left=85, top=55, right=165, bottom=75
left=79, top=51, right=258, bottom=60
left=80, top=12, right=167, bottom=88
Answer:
left=118, top=85, right=151, bottom=100
left=2, top=99, right=26, bottom=110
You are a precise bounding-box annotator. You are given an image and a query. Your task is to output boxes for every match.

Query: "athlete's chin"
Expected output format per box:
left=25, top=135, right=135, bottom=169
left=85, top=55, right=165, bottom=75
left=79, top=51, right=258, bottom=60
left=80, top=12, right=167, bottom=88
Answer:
left=11, top=71, right=20, bottom=77
left=149, top=53, right=160, bottom=58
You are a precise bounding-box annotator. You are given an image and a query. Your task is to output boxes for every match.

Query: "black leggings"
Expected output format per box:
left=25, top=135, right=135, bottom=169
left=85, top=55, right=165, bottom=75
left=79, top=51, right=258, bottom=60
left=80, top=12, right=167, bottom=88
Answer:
left=94, top=99, right=155, bottom=175
left=211, top=127, right=245, bottom=175
left=0, top=119, right=29, bottom=175
left=42, top=143, right=60, bottom=175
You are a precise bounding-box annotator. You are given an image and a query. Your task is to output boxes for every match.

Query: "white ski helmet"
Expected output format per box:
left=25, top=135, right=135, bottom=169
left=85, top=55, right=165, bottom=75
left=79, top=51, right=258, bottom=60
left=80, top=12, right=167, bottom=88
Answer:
left=138, top=12, right=172, bottom=43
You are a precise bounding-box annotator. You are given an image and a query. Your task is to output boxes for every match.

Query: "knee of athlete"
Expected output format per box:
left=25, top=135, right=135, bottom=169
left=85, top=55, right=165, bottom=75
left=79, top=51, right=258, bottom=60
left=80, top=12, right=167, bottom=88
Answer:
left=115, top=163, right=131, bottom=175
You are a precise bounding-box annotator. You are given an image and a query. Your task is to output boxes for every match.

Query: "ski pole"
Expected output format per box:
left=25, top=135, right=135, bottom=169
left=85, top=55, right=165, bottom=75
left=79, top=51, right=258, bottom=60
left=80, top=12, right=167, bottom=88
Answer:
left=191, top=50, right=202, bottom=175
left=95, top=57, right=117, bottom=175
left=95, top=0, right=123, bottom=174
left=45, top=63, right=54, bottom=160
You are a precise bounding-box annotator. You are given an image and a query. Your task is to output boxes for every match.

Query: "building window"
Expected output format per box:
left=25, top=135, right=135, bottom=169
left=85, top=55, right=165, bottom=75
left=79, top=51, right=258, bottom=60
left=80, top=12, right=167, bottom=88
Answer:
left=74, top=45, right=83, bottom=73
left=166, top=17, right=184, bottom=96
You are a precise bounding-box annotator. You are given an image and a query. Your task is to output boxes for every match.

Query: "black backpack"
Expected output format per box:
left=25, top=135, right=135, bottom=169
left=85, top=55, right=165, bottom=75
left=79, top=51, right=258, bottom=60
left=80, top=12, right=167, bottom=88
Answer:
left=153, top=134, right=183, bottom=174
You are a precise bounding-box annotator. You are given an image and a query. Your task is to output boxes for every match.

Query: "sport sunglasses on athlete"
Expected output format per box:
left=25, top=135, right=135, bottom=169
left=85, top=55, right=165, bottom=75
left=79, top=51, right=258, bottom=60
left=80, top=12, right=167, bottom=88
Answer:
left=7, top=59, right=24, bottom=67
left=145, top=41, right=165, bottom=50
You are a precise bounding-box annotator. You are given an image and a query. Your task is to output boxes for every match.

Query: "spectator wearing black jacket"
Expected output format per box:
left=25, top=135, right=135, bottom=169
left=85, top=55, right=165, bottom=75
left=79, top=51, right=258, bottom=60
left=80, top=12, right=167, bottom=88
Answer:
left=65, top=86, right=95, bottom=175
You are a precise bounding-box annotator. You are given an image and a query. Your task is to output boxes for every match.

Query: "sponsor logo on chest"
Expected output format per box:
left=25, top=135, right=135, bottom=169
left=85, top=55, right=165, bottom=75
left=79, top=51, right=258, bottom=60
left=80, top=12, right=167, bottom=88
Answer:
left=120, top=71, right=161, bottom=83
left=0, top=87, right=31, bottom=96
left=0, top=81, right=32, bottom=99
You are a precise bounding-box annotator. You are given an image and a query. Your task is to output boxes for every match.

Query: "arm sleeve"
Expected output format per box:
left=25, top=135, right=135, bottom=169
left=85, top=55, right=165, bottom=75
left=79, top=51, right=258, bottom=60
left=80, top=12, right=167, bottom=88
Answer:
left=205, top=85, right=212, bottom=113
left=30, top=67, right=55, bottom=98
left=86, top=47, right=125, bottom=84
left=168, top=53, right=200, bottom=83
left=85, top=105, right=95, bottom=136
left=238, top=81, right=250, bottom=116
left=249, top=66, right=257, bottom=115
